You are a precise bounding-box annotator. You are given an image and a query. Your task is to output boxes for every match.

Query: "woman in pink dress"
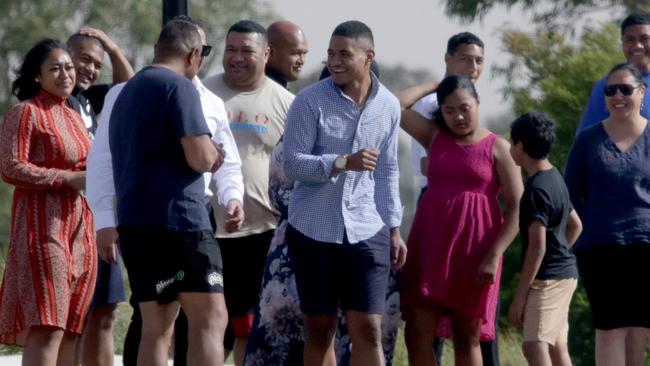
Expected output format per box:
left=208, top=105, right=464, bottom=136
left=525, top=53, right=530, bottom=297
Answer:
left=0, top=39, right=97, bottom=366
left=401, top=75, right=523, bottom=366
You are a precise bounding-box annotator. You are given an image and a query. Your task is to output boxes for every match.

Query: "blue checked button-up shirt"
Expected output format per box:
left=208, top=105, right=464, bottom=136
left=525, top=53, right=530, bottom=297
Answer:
left=283, top=75, right=403, bottom=244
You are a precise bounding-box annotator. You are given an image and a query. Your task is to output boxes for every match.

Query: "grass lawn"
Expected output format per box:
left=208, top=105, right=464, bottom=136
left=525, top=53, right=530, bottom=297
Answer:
left=390, top=322, right=526, bottom=366
left=111, top=301, right=527, bottom=366
left=1, top=295, right=526, bottom=365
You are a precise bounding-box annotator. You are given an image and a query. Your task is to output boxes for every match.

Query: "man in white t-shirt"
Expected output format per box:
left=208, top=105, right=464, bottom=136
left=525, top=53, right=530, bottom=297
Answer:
left=401, top=33, right=485, bottom=201
left=203, top=20, right=294, bottom=366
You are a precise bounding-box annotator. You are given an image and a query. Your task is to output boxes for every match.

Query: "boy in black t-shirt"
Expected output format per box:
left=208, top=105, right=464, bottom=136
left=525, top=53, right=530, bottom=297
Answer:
left=508, top=112, right=583, bottom=366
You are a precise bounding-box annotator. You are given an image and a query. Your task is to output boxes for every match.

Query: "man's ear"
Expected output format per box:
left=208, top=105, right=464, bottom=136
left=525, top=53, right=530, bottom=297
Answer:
left=263, top=46, right=270, bottom=63
left=187, top=47, right=200, bottom=66
left=366, top=48, right=375, bottom=65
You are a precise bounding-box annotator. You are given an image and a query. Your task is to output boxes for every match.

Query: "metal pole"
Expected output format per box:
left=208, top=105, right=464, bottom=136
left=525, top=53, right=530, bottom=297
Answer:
left=163, top=0, right=188, bottom=25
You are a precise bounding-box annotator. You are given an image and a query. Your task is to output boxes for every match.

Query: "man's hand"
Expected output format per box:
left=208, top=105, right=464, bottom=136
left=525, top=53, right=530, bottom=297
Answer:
left=210, top=142, right=226, bottom=173
left=507, top=293, right=527, bottom=327
left=79, top=26, right=118, bottom=53
left=346, top=148, right=379, bottom=172
left=224, top=199, right=244, bottom=233
left=476, top=251, right=500, bottom=285
left=390, top=227, right=407, bottom=270
left=64, top=171, right=86, bottom=191
left=97, top=227, right=119, bottom=264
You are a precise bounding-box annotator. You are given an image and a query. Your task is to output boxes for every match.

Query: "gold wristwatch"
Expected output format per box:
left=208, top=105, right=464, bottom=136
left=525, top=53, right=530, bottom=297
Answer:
left=335, top=154, right=348, bottom=171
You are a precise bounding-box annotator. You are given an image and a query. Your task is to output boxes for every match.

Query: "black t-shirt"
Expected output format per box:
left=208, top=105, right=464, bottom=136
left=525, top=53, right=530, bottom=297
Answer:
left=81, top=84, right=111, bottom=114
left=109, top=66, right=212, bottom=231
left=519, top=167, right=578, bottom=280
left=68, top=84, right=110, bottom=137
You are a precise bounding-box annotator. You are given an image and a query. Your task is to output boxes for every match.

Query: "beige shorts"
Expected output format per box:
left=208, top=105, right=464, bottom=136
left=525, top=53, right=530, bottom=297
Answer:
left=522, top=278, right=577, bottom=345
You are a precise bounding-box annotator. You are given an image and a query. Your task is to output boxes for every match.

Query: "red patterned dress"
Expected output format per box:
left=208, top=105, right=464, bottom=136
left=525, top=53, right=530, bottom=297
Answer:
left=0, top=90, right=97, bottom=345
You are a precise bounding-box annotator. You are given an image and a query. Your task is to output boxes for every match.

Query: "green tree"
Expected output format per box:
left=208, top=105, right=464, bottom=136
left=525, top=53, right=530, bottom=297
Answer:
left=494, top=21, right=623, bottom=365
left=442, top=0, right=648, bottom=24
left=0, top=0, right=275, bottom=356
left=494, top=21, right=622, bottom=165
left=0, top=0, right=274, bottom=113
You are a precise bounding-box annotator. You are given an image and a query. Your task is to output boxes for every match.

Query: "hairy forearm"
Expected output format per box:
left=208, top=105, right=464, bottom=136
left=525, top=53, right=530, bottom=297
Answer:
left=108, top=49, right=134, bottom=83
left=398, top=80, right=437, bottom=108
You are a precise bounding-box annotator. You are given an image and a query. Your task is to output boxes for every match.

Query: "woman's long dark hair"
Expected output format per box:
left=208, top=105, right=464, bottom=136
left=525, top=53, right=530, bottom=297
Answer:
left=433, top=75, right=479, bottom=131
left=12, top=38, right=70, bottom=101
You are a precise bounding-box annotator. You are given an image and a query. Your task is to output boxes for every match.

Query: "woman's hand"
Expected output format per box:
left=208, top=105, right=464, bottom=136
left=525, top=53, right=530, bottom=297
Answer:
left=476, top=251, right=499, bottom=285
left=97, top=227, right=119, bottom=264
left=64, top=171, right=86, bottom=191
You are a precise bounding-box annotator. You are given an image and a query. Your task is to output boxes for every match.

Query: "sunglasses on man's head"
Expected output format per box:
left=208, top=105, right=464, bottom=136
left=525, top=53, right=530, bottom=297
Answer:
left=201, top=45, right=212, bottom=58
left=604, top=83, right=638, bottom=97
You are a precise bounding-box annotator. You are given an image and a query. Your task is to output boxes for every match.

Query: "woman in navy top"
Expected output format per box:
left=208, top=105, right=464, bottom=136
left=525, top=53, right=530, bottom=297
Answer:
left=565, top=63, right=650, bottom=366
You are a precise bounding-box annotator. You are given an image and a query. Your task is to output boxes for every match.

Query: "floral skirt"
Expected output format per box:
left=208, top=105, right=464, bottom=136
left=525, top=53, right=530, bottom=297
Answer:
left=244, top=220, right=401, bottom=365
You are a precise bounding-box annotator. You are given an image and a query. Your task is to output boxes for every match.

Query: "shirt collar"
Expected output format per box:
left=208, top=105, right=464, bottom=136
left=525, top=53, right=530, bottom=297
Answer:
left=330, top=71, right=380, bottom=107
left=192, top=76, right=207, bottom=96
left=36, top=89, right=67, bottom=105
left=265, top=67, right=288, bottom=89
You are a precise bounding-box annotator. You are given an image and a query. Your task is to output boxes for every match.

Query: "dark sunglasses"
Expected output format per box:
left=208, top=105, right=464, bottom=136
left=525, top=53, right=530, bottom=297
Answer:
left=604, top=83, right=638, bottom=97
left=201, top=45, right=212, bottom=58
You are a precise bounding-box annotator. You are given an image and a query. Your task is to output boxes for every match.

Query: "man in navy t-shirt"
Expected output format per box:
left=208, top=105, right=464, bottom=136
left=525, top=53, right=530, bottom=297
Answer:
left=109, top=18, right=228, bottom=366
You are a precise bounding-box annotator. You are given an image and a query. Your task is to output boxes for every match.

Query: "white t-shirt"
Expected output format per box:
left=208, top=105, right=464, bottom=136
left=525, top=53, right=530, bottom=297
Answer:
left=203, top=74, right=294, bottom=238
left=410, top=93, right=438, bottom=188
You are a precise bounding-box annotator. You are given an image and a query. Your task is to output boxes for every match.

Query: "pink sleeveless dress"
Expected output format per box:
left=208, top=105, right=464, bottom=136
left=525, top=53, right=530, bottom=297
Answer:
left=402, top=130, right=503, bottom=340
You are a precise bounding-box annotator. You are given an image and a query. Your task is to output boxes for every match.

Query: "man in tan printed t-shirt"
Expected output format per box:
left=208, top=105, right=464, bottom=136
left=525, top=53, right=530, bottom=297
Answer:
left=203, top=20, right=294, bottom=366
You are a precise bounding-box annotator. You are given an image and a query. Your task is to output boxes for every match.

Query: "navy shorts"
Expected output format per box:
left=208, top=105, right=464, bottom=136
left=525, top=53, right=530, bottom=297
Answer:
left=286, top=224, right=390, bottom=316
left=91, top=259, right=127, bottom=307
left=118, top=225, right=224, bottom=305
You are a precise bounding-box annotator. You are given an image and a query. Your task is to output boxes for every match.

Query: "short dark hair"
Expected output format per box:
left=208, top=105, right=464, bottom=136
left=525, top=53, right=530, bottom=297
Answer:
left=168, top=15, right=205, bottom=31
left=433, top=75, right=479, bottom=131
left=66, top=33, right=103, bottom=50
left=447, top=32, right=484, bottom=54
left=155, top=18, right=202, bottom=57
left=227, top=20, right=267, bottom=41
left=510, top=111, right=555, bottom=159
left=12, top=38, right=69, bottom=101
left=332, top=20, right=374, bottom=48
left=607, top=62, right=648, bottom=88
left=621, top=12, right=650, bottom=36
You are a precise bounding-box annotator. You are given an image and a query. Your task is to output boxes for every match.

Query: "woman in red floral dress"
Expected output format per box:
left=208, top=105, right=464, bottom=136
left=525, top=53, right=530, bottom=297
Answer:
left=0, top=39, right=97, bottom=366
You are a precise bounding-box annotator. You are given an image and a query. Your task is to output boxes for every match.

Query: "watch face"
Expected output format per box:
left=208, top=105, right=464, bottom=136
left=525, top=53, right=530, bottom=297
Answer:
left=335, top=156, right=346, bottom=169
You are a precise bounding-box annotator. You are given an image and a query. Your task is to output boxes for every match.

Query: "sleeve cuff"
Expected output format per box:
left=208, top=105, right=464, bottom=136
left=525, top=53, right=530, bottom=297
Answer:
left=386, top=209, right=403, bottom=229
left=320, top=154, right=339, bottom=183
left=220, top=189, right=244, bottom=208
left=93, top=211, right=117, bottom=231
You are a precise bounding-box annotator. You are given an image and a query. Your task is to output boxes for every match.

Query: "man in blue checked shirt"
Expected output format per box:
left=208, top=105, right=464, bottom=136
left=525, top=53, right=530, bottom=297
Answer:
left=283, top=20, right=407, bottom=366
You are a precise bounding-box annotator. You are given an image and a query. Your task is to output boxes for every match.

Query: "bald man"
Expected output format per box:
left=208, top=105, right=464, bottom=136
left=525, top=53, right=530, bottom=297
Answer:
left=265, top=20, right=308, bottom=88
